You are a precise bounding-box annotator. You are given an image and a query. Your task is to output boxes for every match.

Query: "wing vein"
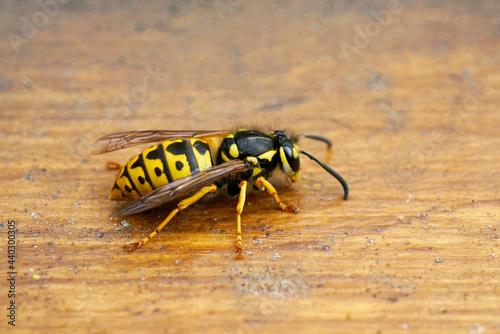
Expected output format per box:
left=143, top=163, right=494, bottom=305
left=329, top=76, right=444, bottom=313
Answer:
left=91, top=130, right=230, bottom=155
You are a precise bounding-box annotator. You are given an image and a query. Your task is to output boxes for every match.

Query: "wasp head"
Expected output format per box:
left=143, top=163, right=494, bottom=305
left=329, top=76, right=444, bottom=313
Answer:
left=272, top=131, right=301, bottom=182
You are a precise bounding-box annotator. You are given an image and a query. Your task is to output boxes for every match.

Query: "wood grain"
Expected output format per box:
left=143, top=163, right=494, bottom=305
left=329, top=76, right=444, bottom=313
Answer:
left=1, top=1, right=499, bottom=333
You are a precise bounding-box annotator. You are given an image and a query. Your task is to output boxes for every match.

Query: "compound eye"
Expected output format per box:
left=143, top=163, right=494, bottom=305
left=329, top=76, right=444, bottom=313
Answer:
left=283, top=144, right=300, bottom=172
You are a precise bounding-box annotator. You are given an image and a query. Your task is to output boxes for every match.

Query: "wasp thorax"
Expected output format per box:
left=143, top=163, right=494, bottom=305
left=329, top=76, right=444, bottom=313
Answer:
left=216, top=130, right=302, bottom=183
left=217, top=130, right=278, bottom=179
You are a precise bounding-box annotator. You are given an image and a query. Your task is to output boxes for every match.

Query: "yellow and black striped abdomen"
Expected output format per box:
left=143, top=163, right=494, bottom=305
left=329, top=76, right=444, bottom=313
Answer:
left=110, top=139, right=213, bottom=201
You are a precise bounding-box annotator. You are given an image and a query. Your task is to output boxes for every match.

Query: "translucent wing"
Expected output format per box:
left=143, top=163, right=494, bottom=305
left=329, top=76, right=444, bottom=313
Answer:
left=92, top=130, right=230, bottom=155
left=113, top=159, right=250, bottom=216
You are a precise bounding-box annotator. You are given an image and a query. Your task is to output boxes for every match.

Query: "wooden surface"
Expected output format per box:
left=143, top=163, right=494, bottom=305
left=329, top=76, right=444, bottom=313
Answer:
left=1, top=1, right=499, bottom=333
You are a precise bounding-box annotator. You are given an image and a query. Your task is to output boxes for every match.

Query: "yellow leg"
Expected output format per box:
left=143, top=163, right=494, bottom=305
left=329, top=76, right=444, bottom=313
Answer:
left=254, top=176, right=299, bottom=213
left=235, top=180, right=247, bottom=257
left=106, top=162, right=123, bottom=170
left=125, top=184, right=218, bottom=251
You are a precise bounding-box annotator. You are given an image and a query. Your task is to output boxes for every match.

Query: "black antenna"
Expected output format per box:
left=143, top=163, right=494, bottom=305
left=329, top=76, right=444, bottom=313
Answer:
left=303, top=134, right=332, bottom=148
left=300, top=150, right=349, bottom=200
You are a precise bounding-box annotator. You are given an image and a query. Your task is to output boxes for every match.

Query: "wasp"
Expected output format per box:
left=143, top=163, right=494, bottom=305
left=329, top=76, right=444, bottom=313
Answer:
left=92, top=129, right=348, bottom=255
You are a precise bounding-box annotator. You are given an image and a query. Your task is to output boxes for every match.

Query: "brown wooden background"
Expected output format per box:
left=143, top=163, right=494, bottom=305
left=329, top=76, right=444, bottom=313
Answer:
left=1, top=1, right=499, bottom=333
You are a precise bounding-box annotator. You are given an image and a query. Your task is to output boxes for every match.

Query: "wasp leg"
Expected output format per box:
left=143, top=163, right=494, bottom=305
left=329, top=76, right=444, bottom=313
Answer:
left=125, top=184, right=218, bottom=251
left=106, top=162, right=123, bottom=170
left=254, top=176, right=299, bottom=213
left=235, top=181, right=248, bottom=258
